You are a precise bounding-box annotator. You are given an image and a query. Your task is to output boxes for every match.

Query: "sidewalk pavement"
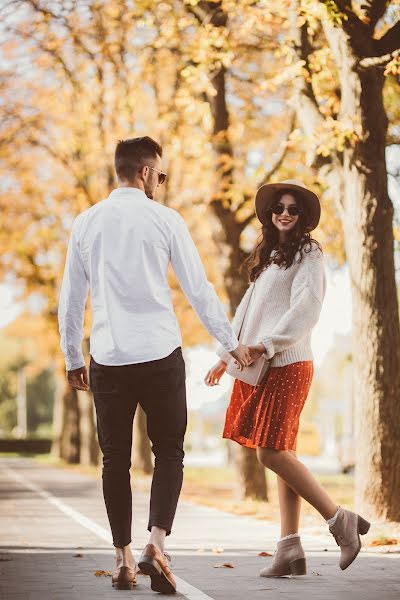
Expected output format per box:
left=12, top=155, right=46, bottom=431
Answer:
left=0, top=457, right=399, bottom=600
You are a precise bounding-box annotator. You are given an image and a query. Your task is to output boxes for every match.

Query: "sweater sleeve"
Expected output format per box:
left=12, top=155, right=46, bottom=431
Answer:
left=260, top=247, right=326, bottom=360
left=215, top=283, right=254, bottom=363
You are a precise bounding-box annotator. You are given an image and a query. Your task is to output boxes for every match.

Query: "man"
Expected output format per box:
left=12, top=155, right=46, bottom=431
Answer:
left=58, top=136, right=251, bottom=593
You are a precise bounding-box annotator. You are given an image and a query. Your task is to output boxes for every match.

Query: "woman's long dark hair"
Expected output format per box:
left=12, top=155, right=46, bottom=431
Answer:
left=244, top=188, right=322, bottom=282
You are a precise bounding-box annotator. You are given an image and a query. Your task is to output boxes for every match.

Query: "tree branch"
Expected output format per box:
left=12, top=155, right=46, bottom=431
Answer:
left=256, top=111, right=296, bottom=188
left=26, top=137, right=94, bottom=205
left=372, top=21, right=400, bottom=56
left=3, top=25, right=81, bottom=91
left=25, top=0, right=98, bottom=63
left=359, top=48, right=400, bottom=69
left=318, top=0, right=370, bottom=56
left=361, top=0, right=389, bottom=30
left=236, top=112, right=296, bottom=231
left=290, top=18, right=326, bottom=136
left=239, top=207, right=256, bottom=232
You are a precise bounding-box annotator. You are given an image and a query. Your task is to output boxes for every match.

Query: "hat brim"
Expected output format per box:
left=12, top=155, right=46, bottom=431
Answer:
left=255, top=183, right=321, bottom=231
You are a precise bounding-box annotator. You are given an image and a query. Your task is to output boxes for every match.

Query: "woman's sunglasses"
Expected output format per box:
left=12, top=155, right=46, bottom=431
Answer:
left=270, top=204, right=302, bottom=217
left=147, top=165, right=167, bottom=185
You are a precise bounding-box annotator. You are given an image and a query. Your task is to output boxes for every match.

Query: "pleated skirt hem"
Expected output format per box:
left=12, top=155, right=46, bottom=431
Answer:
left=223, top=361, right=314, bottom=451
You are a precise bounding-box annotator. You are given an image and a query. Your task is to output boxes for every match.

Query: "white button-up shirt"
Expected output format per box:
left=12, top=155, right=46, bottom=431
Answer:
left=58, top=187, right=238, bottom=370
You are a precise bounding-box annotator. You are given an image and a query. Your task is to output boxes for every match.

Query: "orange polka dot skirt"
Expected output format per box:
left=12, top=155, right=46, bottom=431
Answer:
left=223, top=361, right=314, bottom=451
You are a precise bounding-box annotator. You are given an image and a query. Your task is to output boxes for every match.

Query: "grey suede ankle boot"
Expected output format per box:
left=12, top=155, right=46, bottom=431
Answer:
left=260, top=536, right=306, bottom=578
left=329, top=508, right=370, bottom=570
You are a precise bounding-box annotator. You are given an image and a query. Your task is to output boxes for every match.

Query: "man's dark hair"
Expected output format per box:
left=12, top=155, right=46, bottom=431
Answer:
left=115, top=136, right=162, bottom=181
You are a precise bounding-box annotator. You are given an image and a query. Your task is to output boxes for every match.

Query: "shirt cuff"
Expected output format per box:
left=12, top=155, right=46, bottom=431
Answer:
left=216, top=346, right=231, bottom=364
left=261, top=337, right=275, bottom=360
left=219, top=332, right=239, bottom=353
left=65, top=353, right=86, bottom=372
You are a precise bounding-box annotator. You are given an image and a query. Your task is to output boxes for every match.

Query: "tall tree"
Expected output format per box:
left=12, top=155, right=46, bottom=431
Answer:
left=289, top=0, right=400, bottom=519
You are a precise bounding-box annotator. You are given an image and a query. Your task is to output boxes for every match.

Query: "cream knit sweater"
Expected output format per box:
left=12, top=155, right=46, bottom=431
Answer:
left=216, top=243, right=326, bottom=367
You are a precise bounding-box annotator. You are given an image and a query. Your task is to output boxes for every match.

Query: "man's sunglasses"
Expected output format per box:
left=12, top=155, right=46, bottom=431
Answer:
left=270, top=204, right=302, bottom=217
left=147, top=165, right=167, bottom=185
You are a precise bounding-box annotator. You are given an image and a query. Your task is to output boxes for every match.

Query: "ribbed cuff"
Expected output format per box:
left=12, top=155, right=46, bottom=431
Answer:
left=261, top=337, right=275, bottom=360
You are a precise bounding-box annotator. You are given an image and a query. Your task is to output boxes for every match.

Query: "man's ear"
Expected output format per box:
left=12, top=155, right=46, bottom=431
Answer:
left=139, top=165, right=148, bottom=181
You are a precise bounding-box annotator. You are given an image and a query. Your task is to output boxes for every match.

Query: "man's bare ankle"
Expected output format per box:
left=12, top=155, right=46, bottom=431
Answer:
left=115, top=544, right=136, bottom=569
left=148, top=526, right=167, bottom=555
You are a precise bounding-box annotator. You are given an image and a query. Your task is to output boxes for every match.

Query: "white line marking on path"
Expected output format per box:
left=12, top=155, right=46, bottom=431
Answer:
left=2, top=466, right=215, bottom=600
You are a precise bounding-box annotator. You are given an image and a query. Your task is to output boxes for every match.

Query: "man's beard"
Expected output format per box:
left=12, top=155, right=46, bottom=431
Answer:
left=144, top=185, right=154, bottom=200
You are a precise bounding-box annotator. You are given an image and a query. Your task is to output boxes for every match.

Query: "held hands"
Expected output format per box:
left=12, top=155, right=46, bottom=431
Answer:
left=67, top=366, right=90, bottom=391
left=247, top=343, right=265, bottom=362
left=204, top=343, right=266, bottom=387
left=229, top=342, right=253, bottom=370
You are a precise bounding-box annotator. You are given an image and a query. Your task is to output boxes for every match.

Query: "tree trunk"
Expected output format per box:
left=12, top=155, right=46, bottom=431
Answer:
left=337, top=55, right=400, bottom=520
left=132, top=405, right=153, bottom=474
left=207, top=52, right=268, bottom=503
left=292, top=11, right=400, bottom=520
left=58, top=379, right=80, bottom=464
left=235, top=444, right=269, bottom=501
left=77, top=390, right=99, bottom=466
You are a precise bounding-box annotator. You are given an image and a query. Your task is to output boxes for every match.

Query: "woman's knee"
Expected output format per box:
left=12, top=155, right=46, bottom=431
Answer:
left=256, top=447, right=288, bottom=469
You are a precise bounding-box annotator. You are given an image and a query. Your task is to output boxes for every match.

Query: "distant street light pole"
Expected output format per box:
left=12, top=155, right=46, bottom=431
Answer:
left=15, top=367, right=27, bottom=439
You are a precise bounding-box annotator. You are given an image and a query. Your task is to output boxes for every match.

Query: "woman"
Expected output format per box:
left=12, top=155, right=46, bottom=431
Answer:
left=205, top=180, right=370, bottom=577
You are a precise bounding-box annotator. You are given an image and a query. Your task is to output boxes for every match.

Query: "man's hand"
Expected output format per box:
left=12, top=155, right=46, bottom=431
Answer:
left=229, top=343, right=252, bottom=370
left=67, top=366, right=90, bottom=391
left=204, top=360, right=227, bottom=386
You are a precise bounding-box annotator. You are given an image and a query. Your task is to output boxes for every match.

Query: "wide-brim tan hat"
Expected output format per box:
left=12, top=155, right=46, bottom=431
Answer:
left=255, top=179, right=321, bottom=231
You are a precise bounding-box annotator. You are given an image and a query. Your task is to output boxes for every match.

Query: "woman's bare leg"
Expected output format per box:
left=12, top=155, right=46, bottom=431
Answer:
left=257, top=448, right=337, bottom=521
left=277, top=451, right=302, bottom=537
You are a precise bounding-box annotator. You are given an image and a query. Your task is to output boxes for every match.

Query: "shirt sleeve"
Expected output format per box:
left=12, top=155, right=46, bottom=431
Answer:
left=260, top=247, right=326, bottom=360
left=170, top=213, right=238, bottom=353
left=58, top=217, right=89, bottom=371
left=215, top=283, right=254, bottom=363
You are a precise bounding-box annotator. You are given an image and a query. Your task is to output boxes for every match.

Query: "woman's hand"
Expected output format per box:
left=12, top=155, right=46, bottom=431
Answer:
left=247, top=343, right=266, bottom=362
left=204, top=360, right=227, bottom=386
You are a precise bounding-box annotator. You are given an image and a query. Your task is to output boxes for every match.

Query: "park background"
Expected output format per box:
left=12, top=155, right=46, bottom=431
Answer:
left=0, top=0, right=399, bottom=538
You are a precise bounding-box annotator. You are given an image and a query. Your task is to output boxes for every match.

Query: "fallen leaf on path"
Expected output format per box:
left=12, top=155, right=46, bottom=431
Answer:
left=94, top=570, right=113, bottom=577
left=212, top=547, right=224, bottom=554
left=214, top=562, right=235, bottom=569
left=0, top=554, right=13, bottom=561
left=258, top=551, right=273, bottom=557
left=74, top=553, right=83, bottom=558
left=369, top=537, right=399, bottom=547
left=312, top=571, right=322, bottom=576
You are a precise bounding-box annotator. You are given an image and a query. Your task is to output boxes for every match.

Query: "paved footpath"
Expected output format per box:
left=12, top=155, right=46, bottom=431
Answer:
left=0, top=457, right=399, bottom=600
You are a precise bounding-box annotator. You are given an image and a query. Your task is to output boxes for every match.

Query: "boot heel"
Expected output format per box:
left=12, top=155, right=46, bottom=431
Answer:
left=358, top=516, right=371, bottom=536
left=289, top=558, right=307, bottom=575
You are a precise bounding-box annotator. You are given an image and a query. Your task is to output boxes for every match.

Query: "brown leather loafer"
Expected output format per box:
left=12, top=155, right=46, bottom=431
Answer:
left=112, top=565, right=137, bottom=590
left=138, top=543, right=176, bottom=594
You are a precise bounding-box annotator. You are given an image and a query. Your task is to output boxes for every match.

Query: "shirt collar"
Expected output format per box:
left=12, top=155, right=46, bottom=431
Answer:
left=108, top=187, right=148, bottom=201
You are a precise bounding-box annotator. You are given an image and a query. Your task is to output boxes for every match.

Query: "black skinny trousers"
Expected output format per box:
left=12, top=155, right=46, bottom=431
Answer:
left=90, top=347, right=187, bottom=547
